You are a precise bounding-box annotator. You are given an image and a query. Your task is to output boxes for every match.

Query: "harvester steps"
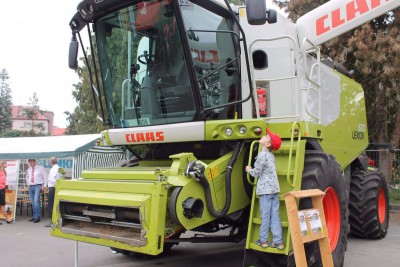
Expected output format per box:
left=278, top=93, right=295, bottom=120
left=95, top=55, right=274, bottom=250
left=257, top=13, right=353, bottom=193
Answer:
left=248, top=243, right=287, bottom=254
left=279, top=145, right=298, bottom=151
left=277, top=169, right=294, bottom=176
left=245, top=137, right=306, bottom=257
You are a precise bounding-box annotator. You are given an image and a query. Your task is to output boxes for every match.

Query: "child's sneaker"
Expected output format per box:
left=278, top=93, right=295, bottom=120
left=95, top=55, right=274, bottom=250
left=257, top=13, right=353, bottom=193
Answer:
left=269, top=242, right=285, bottom=250
left=276, top=243, right=285, bottom=250
left=255, top=239, right=268, bottom=248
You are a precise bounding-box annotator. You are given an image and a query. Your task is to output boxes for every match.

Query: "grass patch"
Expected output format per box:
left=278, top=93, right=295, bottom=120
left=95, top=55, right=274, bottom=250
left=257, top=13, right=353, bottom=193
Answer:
left=389, top=187, right=400, bottom=204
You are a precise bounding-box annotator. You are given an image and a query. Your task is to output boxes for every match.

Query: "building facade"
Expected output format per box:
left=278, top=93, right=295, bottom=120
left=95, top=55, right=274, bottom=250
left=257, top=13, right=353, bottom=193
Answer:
left=11, top=106, right=65, bottom=135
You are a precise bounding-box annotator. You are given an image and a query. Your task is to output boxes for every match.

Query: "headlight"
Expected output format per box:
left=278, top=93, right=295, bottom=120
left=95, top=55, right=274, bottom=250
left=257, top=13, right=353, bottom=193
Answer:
left=225, top=127, right=233, bottom=137
left=239, top=126, right=247, bottom=135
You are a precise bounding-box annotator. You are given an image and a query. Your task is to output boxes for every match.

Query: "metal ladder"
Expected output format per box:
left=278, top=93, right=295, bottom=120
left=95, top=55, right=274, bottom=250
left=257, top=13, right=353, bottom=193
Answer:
left=245, top=122, right=306, bottom=256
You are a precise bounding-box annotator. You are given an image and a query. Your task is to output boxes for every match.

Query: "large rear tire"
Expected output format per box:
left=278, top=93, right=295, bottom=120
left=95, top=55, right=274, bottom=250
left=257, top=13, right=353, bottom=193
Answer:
left=300, top=151, right=348, bottom=267
left=349, top=170, right=389, bottom=239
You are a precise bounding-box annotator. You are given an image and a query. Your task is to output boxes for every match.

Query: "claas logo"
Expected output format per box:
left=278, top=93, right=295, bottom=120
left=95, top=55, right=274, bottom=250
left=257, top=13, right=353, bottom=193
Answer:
left=125, top=131, right=164, bottom=143
left=316, top=0, right=385, bottom=36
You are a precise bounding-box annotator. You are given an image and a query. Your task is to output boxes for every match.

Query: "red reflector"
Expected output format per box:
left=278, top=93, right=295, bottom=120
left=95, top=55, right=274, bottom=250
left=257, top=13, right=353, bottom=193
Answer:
left=254, top=127, right=262, bottom=136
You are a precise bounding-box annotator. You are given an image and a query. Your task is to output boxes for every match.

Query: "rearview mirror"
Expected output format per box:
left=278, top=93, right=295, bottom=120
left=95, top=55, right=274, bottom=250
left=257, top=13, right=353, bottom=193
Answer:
left=267, top=9, right=277, bottom=24
left=246, top=0, right=277, bottom=25
left=246, top=0, right=266, bottom=25
left=69, top=37, right=79, bottom=69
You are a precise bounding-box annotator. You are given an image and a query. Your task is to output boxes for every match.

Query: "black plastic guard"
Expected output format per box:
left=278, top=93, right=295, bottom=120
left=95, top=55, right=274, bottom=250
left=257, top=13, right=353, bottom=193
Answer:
left=243, top=249, right=295, bottom=267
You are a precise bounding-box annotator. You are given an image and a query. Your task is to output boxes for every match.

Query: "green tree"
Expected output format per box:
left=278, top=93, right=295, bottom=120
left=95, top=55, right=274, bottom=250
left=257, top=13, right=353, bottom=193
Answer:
left=65, top=54, right=107, bottom=135
left=229, top=0, right=245, bottom=5
left=22, top=92, right=46, bottom=136
left=0, top=69, right=13, bottom=133
left=0, top=129, right=23, bottom=137
left=273, top=0, right=400, bottom=182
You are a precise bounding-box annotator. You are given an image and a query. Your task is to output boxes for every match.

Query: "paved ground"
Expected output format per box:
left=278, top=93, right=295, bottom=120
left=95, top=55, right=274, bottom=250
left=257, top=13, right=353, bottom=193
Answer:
left=344, top=211, right=400, bottom=267
left=1, top=212, right=399, bottom=267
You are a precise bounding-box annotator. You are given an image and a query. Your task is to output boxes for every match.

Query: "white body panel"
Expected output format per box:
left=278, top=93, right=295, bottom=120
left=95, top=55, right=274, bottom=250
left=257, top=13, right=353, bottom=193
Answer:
left=239, top=8, right=344, bottom=126
left=239, top=0, right=397, bottom=125
left=300, top=56, right=341, bottom=126
left=106, top=121, right=205, bottom=145
left=239, top=9, right=300, bottom=122
left=297, top=0, right=400, bottom=51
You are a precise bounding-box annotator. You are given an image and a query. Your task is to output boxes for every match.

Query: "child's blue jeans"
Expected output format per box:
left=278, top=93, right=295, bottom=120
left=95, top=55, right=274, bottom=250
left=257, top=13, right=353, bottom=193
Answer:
left=259, top=193, right=283, bottom=244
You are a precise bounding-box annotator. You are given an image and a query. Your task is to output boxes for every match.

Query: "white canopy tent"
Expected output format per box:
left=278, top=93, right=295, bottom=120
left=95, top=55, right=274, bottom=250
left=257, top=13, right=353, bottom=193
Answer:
left=0, top=134, right=128, bottom=222
left=0, top=134, right=128, bottom=180
left=0, top=134, right=101, bottom=160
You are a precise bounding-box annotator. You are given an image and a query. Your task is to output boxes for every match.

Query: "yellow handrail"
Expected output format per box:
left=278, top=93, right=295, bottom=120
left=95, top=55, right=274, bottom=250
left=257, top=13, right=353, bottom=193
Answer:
left=286, top=122, right=302, bottom=187
left=247, top=140, right=260, bottom=186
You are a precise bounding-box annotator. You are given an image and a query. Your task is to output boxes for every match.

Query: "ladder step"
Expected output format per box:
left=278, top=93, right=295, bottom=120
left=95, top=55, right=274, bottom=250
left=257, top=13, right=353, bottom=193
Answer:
left=278, top=144, right=298, bottom=151
left=302, top=232, right=327, bottom=243
left=248, top=243, right=287, bottom=254
left=277, top=169, right=294, bottom=176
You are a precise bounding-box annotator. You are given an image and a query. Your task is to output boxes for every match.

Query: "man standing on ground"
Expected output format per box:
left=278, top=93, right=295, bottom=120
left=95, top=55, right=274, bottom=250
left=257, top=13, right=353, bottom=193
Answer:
left=26, top=159, right=47, bottom=223
left=45, top=157, right=63, bottom=227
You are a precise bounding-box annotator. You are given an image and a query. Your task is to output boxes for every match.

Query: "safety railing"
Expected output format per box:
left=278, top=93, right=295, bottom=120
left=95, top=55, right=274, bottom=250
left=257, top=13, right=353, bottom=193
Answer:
left=248, top=35, right=301, bottom=120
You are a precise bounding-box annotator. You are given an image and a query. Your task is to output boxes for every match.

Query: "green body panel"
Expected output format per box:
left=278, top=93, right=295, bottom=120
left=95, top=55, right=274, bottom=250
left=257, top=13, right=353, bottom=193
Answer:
left=51, top=179, right=168, bottom=255
left=205, top=119, right=267, bottom=140
left=81, top=167, right=169, bottom=180
left=320, top=75, right=368, bottom=170
left=172, top=151, right=251, bottom=230
left=57, top=189, right=151, bottom=206
left=261, top=74, right=367, bottom=172
left=51, top=151, right=251, bottom=254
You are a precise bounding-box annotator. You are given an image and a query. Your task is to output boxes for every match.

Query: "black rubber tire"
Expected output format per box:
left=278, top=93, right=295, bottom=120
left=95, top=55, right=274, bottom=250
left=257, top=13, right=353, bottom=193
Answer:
left=349, top=170, right=389, bottom=239
left=300, top=151, right=348, bottom=267
left=163, top=232, right=182, bottom=253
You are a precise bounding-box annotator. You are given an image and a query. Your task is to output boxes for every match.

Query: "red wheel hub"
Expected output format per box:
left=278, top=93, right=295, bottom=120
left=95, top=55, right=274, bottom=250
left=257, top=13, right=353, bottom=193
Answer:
left=378, top=187, right=386, bottom=224
left=323, top=187, right=340, bottom=252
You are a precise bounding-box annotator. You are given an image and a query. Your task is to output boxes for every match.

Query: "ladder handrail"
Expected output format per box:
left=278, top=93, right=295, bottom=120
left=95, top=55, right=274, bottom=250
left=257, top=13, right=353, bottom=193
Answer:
left=248, top=35, right=300, bottom=119
left=247, top=140, right=260, bottom=186
left=286, top=122, right=302, bottom=187
left=121, top=78, right=130, bottom=121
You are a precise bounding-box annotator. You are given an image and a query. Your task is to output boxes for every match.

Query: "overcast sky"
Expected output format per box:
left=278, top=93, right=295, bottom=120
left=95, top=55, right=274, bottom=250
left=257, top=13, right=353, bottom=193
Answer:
left=0, top=0, right=83, bottom=128
left=0, top=0, right=283, bottom=128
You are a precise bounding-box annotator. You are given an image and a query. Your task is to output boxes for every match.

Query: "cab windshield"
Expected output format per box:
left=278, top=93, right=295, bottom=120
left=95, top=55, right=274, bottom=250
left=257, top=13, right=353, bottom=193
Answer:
left=95, top=0, right=240, bottom=127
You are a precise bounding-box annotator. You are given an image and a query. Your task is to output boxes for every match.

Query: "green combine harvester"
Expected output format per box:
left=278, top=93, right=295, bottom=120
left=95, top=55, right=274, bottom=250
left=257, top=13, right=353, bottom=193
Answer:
left=51, top=0, right=398, bottom=266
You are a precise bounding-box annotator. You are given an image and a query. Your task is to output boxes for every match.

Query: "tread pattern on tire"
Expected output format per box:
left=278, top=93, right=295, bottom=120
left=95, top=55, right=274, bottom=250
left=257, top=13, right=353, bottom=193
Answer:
left=349, top=170, right=389, bottom=239
left=300, top=151, right=348, bottom=267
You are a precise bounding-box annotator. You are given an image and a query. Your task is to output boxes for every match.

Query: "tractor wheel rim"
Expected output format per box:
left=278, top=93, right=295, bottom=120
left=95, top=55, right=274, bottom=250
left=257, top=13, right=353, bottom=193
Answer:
left=378, top=187, right=386, bottom=224
left=323, top=187, right=340, bottom=252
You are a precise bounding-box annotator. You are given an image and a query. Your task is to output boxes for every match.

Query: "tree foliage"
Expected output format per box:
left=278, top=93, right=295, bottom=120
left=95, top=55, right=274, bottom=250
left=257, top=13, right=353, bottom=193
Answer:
left=0, top=130, right=23, bottom=137
left=0, top=129, right=47, bottom=138
left=229, top=0, right=245, bottom=5
left=65, top=54, right=107, bottom=135
left=0, top=69, right=13, bottom=133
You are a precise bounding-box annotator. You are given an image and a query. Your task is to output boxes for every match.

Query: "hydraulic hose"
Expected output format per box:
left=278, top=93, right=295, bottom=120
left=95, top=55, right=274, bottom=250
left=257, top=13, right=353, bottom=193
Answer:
left=196, top=141, right=243, bottom=219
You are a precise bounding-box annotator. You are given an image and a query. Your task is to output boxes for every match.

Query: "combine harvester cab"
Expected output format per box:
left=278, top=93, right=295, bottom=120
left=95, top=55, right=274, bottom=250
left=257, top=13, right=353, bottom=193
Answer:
left=52, top=0, right=398, bottom=266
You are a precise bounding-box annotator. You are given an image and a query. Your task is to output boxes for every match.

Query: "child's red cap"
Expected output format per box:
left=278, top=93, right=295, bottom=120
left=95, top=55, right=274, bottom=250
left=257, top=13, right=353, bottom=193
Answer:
left=266, top=128, right=282, bottom=150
